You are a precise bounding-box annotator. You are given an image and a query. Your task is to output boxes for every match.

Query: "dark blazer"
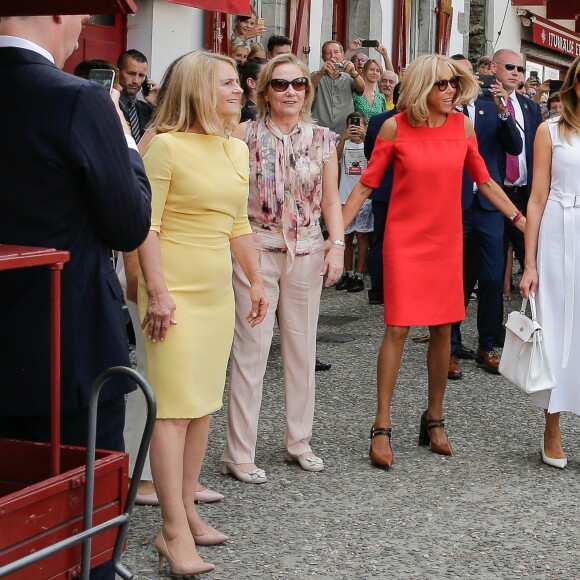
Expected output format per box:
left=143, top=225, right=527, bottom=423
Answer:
left=0, top=47, right=151, bottom=417
left=462, top=99, right=522, bottom=210
left=482, top=91, right=543, bottom=192
left=119, top=93, right=153, bottom=139
left=364, top=109, right=397, bottom=202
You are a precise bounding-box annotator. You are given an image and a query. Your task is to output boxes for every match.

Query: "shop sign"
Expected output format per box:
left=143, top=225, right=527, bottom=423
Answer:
left=531, top=14, right=580, bottom=58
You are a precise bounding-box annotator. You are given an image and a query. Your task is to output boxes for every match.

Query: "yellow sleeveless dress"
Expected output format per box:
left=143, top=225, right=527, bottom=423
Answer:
left=139, top=132, right=251, bottom=419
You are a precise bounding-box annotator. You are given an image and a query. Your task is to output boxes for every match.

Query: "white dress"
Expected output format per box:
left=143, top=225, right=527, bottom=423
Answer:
left=531, top=118, right=580, bottom=415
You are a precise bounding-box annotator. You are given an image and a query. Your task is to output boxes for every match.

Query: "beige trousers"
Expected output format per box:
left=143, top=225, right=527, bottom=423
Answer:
left=221, top=249, right=324, bottom=464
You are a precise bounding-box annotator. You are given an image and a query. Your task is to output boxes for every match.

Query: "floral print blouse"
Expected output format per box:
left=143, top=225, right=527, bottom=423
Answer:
left=243, top=117, right=336, bottom=259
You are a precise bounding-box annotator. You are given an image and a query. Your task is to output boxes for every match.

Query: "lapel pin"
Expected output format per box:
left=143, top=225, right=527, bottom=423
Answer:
left=479, top=110, right=484, bottom=115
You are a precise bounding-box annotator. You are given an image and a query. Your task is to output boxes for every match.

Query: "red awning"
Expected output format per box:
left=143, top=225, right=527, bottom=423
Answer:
left=0, top=0, right=137, bottom=15
left=520, top=10, right=580, bottom=59
left=165, top=0, right=252, bottom=15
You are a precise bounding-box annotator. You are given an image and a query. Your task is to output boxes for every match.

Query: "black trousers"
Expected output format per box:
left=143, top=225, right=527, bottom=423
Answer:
left=368, top=199, right=389, bottom=303
left=0, top=396, right=127, bottom=580
left=503, top=185, right=528, bottom=271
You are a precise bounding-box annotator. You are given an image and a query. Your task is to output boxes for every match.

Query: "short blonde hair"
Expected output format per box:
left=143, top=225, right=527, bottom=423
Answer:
left=150, top=51, right=240, bottom=136
left=255, top=53, right=314, bottom=122
left=397, top=54, right=480, bottom=127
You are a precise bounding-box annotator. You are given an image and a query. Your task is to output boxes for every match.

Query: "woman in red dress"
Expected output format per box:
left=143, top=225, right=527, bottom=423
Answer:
left=343, top=54, right=526, bottom=467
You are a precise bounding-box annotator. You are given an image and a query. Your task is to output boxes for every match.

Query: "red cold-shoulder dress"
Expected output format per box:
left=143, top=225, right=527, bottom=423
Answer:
left=361, top=112, right=490, bottom=326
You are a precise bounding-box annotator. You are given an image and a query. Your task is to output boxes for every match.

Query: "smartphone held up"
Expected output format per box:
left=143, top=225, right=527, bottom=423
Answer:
left=88, top=69, right=115, bottom=94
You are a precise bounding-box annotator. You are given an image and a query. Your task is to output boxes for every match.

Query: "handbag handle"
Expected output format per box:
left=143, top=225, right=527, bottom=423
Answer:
left=520, top=293, right=538, bottom=321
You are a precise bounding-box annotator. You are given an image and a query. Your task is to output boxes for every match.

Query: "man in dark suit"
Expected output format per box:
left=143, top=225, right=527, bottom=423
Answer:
left=117, top=49, right=158, bottom=142
left=449, top=56, right=523, bottom=379
left=0, top=17, right=151, bottom=577
left=489, top=49, right=543, bottom=272
left=363, top=84, right=400, bottom=305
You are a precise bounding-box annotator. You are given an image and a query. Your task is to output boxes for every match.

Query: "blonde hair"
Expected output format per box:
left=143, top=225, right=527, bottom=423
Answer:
left=231, top=38, right=250, bottom=52
left=255, top=53, right=314, bottom=122
left=397, top=54, right=480, bottom=127
left=150, top=51, right=240, bottom=136
left=556, top=54, right=580, bottom=142
left=248, top=42, right=266, bottom=59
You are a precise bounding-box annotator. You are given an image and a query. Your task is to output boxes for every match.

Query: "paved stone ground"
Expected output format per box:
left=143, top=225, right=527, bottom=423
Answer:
left=122, top=278, right=580, bottom=579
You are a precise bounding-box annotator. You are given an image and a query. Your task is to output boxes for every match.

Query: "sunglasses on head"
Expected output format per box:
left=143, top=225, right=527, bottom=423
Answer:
left=269, top=77, right=309, bottom=92
left=496, top=62, right=526, bottom=73
left=433, top=76, right=459, bottom=91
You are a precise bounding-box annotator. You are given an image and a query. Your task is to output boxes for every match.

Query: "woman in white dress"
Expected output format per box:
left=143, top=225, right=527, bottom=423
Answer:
left=520, top=55, right=580, bottom=469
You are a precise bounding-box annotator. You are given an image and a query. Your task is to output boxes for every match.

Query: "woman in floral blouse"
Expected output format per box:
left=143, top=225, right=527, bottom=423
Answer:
left=220, top=54, right=345, bottom=483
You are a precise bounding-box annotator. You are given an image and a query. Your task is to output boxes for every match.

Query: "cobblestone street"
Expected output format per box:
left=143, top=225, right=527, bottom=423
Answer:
left=123, top=279, right=580, bottom=579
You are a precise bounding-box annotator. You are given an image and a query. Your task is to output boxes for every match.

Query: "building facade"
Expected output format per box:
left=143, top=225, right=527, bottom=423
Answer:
left=66, top=1, right=580, bottom=83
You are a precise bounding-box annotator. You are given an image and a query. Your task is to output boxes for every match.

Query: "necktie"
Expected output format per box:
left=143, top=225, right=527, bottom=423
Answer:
left=127, top=100, right=141, bottom=142
left=505, top=98, right=520, bottom=184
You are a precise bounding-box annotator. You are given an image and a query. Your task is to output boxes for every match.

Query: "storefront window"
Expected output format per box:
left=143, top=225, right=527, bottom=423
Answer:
left=89, top=15, right=115, bottom=27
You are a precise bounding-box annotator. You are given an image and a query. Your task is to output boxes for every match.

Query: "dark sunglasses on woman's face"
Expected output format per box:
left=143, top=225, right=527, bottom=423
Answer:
left=496, top=62, right=526, bottom=73
left=433, top=76, right=459, bottom=91
left=269, top=77, right=309, bottom=92
left=517, top=82, right=525, bottom=90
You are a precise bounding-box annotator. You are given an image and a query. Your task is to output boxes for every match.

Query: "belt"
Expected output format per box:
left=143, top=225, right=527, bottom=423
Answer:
left=503, top=184, right=528, bottom=195
left=547, top=191, right=580, bottom=368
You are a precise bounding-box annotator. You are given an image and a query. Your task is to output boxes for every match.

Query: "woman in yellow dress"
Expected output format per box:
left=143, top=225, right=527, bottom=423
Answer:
left=138, top=51, right=268, bottom=576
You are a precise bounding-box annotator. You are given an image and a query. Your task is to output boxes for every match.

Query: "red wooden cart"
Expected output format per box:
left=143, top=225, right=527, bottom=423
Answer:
left=0, top=245, right=155, bottom=579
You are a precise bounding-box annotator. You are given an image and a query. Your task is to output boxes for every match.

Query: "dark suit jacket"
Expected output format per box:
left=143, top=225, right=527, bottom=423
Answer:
left=482, top=91, right=543, bottom=193
left=119, top=93, right=153, bottom=139
left=0, top=47, right=152, bottom=417
left=364, top=109, right=397, bottom=203
left=462, top=99, right=522, bottom=210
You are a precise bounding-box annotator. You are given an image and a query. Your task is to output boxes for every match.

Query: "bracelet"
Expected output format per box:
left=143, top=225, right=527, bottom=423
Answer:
left=509, top=210, right=523, bottom=224
left=498, top=111, right=510, bottom=121
left=331, top=239, right=346, bottom=248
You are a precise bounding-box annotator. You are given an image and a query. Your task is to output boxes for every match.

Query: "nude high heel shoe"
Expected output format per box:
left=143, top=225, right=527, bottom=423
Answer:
left=192, top=526, right=229, bottom=546
left=154, top=531, right=215, bottom=577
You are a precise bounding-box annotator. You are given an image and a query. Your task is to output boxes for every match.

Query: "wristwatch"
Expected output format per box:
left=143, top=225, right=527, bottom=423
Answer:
left=331, top=239, right=346, bottom=248
left=498, top=111, right=511, bottom=121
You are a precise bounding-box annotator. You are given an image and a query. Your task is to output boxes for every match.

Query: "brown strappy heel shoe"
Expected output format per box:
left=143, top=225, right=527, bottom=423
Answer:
left=418, top=411, right=453, bottom=456
left=369, top=426, right=394, bottom=468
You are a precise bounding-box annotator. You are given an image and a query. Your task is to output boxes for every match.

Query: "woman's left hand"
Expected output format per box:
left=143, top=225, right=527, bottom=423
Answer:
left=246, top=281, right=269, bottom=327
left=322, top=247, right=344, bottom=287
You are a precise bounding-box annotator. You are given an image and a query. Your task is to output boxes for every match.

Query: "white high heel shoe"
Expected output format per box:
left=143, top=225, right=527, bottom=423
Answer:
left=540, top=439, right=567, bottom=469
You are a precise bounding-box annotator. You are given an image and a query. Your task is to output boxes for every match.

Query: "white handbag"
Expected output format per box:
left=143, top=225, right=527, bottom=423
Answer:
left=499, top=295, right=557, bottom=394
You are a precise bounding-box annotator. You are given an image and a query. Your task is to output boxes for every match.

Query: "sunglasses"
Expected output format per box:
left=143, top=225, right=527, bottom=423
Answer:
left=433, top=76, right=460, bottom=91
left=269, top=77, right=309, bottom=92
left=496, top=62, right=526, bottom=73
left=517, top=82, right=525, bottom=90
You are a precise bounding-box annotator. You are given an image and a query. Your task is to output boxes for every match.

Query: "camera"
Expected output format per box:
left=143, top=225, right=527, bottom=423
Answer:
left=361, top=40, right=379, bottom=48
left=349, top=117, right=361, bottom=126
left=333, top=62, right=344, bottom=70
